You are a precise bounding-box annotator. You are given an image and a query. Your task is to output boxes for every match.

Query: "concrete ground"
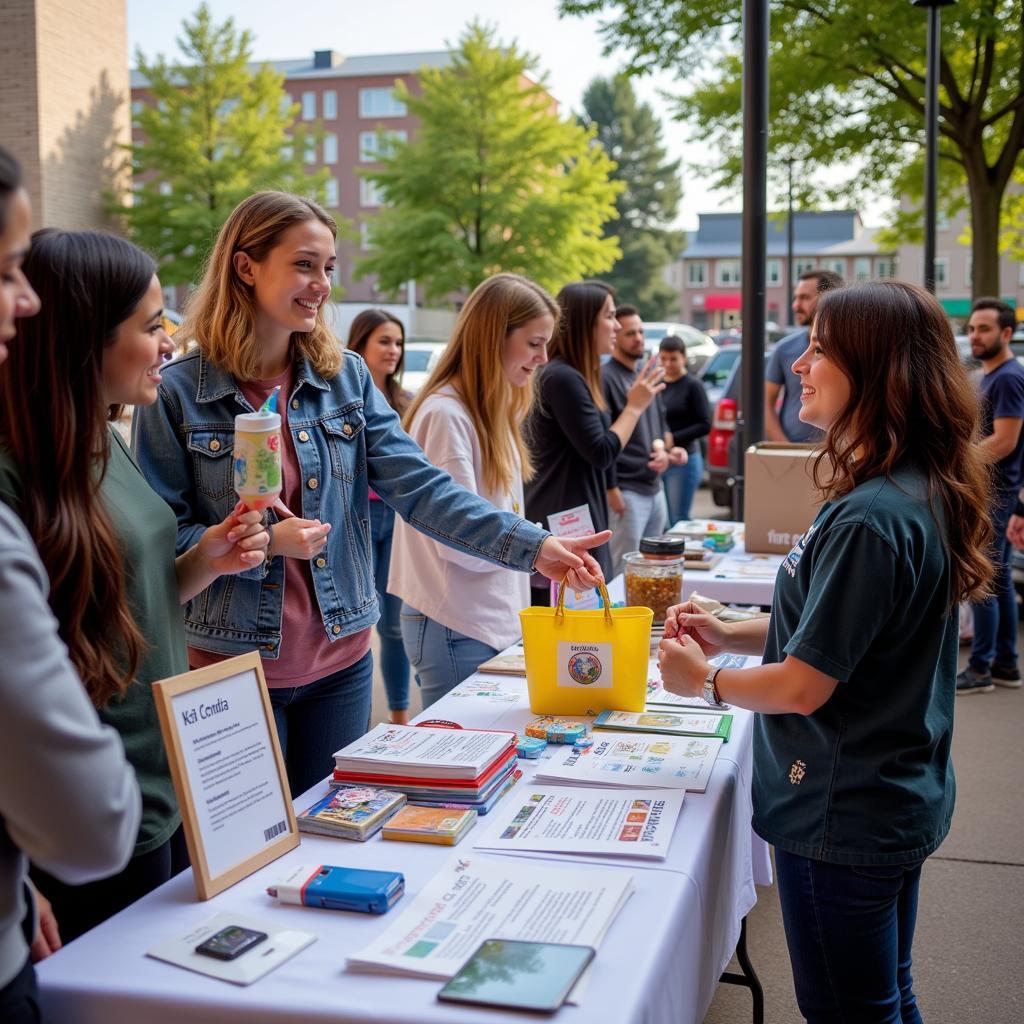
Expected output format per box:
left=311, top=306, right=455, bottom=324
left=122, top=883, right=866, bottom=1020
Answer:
left=366, top=486, right=1024, bottom=1024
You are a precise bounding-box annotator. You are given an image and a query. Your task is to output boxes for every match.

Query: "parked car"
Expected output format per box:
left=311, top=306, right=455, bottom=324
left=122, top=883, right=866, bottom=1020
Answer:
left=698, top=346, right=742, bottom=408
left=642, top=322, right=718, bottom=371
left=711, top=324, right=790, bottom=349
left=401, top=341, right=446, bottom=394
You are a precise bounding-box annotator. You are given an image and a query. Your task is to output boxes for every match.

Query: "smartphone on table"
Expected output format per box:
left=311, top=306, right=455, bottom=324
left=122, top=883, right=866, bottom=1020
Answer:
left=437, top=938, right=596, bottom=1013
left=194, top=925, right=268, bottom=961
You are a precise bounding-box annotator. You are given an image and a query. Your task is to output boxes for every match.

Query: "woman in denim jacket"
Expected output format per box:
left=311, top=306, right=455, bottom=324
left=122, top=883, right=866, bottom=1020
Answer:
left=133, top=191, right=606, bottom=796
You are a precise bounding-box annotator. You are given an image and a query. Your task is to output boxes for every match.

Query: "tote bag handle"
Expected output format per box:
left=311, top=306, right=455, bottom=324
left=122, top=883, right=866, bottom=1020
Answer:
left=553, top=577, right=614, bottom=626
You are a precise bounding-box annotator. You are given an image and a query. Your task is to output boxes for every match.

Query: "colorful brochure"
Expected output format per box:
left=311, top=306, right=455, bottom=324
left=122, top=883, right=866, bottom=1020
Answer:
left=296, top=786, right=406, bottom=841
left=382, top=806, right=477, bottom=846
left=594, top=709, right=733, bottom=741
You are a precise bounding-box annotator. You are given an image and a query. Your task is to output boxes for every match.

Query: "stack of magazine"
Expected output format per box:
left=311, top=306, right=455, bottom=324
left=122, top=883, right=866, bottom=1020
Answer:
left=331, top=724, right=521, bottom=815
left=296, top=786, right=407, bottom=841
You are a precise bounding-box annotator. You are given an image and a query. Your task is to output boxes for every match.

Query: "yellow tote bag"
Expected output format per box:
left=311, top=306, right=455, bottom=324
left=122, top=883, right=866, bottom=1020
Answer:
left=519, top=580, right=653, bottom=716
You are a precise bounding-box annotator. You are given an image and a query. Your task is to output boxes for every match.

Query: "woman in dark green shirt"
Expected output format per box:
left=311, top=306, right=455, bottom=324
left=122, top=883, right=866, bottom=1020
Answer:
left=0, top=230, right=269, bottom=942
left=658, top=282, right=992, bottom=1023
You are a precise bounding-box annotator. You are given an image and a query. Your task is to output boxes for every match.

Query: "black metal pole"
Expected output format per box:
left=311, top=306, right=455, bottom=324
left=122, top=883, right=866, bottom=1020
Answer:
left=913, top=0, right=955, bottom=293
left=786, top=160, right=794, bottom=326
left=734, top=0, right=769, bottom=522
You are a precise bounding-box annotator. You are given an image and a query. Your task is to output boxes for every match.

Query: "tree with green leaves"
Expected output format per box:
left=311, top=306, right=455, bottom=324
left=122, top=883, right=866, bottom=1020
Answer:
left=562, top=0, right=1024, bottom=298
left=580, top=75, right=683, bottom=320
left=118, top=2, right=329, bottom=286
left=356, top=23, right=622, bottom=301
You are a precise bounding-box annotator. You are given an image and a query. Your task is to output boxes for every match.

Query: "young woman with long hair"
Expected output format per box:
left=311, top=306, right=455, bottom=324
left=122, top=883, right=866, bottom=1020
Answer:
left=133, top=191, right=608, bottom=796
left=524, top=280, right=665, bottom=601
left=389, top=273, right=557, bottom=707
left=658, top=281, right=992, bottom=1022
left=0, top=229, right=267, bottom=944
left=0, top=149, right=140, bottom=1023
left=347, top=309, right=411, bottom=723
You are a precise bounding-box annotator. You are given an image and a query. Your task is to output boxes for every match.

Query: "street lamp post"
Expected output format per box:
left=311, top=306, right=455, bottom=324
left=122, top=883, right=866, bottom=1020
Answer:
left=912, top=0, right=955, bottom=294
left=785, top=158, right=794, bottom=327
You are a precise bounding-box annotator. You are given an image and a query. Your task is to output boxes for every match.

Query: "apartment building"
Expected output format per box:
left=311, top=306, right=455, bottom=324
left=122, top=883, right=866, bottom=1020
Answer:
left=670, top=211, right=894, bottom=331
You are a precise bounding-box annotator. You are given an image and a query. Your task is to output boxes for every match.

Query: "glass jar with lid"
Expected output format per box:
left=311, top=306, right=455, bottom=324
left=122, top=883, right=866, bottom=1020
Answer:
left=623, top=535, right=685, bottom=624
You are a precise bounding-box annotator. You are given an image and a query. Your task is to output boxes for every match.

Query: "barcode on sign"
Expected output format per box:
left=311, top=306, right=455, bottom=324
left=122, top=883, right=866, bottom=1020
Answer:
left=263, top=820, right=288, bottom=842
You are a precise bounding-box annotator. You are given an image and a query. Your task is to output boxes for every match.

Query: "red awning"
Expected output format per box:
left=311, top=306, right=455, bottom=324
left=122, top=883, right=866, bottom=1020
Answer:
left=704, top=293, right=741, bottom=311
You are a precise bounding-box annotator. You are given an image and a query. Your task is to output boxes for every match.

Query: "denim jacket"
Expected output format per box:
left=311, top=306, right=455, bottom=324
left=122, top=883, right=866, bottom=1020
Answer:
left=132, top=349, right=548, bottom=658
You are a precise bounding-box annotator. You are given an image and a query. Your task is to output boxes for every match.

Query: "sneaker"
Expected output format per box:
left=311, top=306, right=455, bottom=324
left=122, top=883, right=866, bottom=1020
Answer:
left=955, top=667, right=994, bottom=695
left=990, top=662, right=1023, bottom=688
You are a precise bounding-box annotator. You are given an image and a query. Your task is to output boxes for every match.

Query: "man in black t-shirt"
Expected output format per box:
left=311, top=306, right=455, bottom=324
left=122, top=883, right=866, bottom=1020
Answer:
left=957, top=298, right=1024, bottom=694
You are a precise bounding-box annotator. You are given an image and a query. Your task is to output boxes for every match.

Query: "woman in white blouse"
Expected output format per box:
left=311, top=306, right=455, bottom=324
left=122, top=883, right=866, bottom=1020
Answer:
left=389, top=273, right=558, bottom=708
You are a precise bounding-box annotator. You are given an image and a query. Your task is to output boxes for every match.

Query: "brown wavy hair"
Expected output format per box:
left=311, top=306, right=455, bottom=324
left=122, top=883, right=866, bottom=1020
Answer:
left=347, top=308, right=409, bottom=414
left=811, top=280, right=992, bottom=605
left=180, top=191, right=341, bottom=380
left=403, top=273, right=558, bottom=493
left=0, top=229, right=153, bottom=706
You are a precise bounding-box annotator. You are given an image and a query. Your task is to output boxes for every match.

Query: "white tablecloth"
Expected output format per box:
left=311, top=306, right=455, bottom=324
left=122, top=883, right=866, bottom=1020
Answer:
left=681, top=537, right=783, bottom=607
left=37, top=666, right=770, bottom=1024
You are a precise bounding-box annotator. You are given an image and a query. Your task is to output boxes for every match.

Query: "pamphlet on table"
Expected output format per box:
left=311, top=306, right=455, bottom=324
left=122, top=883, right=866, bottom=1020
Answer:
left=533, top=733, right=723, bottom=793
left=347, top=855, right=632, bottom=983
left=472, top=786, right=684, bottom=861
left=594, top=708, right=733, bottom=741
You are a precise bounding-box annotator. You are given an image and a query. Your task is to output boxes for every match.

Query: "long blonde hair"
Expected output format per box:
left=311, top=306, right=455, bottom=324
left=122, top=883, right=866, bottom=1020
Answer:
left=179, top=191, right=342, bottom=380
left=403, top=273, right=558, bottom=493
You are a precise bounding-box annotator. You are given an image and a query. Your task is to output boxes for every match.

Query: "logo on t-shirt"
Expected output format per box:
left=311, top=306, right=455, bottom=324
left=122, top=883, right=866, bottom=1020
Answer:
left=783, top=523, right=817, bottom=578
left=788, top=759, right=807, bottom=785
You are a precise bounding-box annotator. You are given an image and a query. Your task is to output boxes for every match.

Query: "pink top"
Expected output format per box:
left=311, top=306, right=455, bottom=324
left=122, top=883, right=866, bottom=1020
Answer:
left=188, top=366, right=370, bottom=687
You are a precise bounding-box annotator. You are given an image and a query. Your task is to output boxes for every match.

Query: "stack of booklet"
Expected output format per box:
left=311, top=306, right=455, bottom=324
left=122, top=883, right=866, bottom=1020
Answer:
left=381, top=805, right=477, bottom=846
left=331, top=724, right=521, bottom=815
left=296, top=786, right=407, bottom=841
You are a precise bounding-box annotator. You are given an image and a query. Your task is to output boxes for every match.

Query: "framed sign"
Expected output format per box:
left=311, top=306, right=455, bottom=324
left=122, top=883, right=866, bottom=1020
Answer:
left=153, top=651, right=298, bottom=900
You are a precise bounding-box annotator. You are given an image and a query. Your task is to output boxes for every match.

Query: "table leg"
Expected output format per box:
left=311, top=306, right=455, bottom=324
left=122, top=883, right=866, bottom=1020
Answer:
left=718, top=916, right=764, bottom=1024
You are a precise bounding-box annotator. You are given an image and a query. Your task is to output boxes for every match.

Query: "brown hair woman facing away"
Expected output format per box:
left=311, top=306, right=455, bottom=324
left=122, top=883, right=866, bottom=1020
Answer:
left=658, top=280, right=992, bottom=1023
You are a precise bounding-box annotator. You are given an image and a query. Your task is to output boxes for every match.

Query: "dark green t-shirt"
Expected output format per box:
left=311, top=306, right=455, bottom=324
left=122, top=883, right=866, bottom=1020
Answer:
left=753, top=465, right=957, bottom=865
left=0, top=429, right=186, bottom=855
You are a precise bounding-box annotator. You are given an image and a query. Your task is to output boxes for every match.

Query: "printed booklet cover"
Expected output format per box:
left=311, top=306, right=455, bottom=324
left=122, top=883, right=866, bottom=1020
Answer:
left=594, top=709, right=733, bottom=741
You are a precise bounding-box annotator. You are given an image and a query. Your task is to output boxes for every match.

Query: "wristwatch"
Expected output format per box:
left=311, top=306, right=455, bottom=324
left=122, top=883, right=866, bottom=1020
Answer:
left=702, top=666, right=729, bottom=708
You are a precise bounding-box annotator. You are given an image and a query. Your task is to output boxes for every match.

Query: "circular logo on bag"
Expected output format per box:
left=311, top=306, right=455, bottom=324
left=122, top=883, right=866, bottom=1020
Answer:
left=567, top=651, right=603, bottom=685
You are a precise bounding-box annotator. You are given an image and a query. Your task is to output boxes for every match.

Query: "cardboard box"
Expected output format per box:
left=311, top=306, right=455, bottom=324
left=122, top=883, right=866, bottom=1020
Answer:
left=743, top=444, right=824, bottom=554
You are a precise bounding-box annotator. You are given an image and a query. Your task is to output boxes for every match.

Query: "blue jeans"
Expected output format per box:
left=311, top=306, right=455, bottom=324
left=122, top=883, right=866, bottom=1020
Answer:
left=970, top=490, right=1018, bottom=672
left=663, top=450, right=703, bottom=525
left=400, top=603, right=499, bottom=710
left=368, top=499, right=411, bottom=711
left=269, top=651, right=374, bottom=797
left=775, top=849, right=924, bottom=1024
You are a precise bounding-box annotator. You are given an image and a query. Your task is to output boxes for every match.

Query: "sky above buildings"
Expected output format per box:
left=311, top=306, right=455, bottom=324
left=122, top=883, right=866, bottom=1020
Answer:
left=126, top=0, right=890, bottom=231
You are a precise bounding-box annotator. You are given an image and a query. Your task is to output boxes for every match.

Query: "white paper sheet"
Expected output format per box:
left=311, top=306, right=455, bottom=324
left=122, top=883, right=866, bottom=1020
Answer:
left=472, top=786, right=684, bottom=860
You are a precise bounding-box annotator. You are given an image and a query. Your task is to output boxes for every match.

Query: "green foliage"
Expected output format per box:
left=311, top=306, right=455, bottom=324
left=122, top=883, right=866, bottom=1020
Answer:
left=580, top=74, right=683, bottom=320
left=561, top=0, right=1024, bottom=297
left=356, top=23, right=623, bottom=301
left=116, top=3, right=331, bottom=286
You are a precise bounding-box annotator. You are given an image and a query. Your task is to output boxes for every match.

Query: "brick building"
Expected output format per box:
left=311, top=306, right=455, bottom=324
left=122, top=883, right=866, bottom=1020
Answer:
left=0, top=0, right=131, bottom=230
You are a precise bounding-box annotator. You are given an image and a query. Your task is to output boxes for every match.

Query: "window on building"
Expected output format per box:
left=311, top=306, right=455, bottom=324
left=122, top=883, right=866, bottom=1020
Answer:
left=280, top=93, right=294, bottom=115
left=302, top=91, right=316, bottom=120
left=687, top=261, right=707, bottom=287
left=874, top=257, right=898, bottom=279
left=823, top=259, right=846, bottom=278
left=322, top=90, right=337, bottom=119
left=795, top=259, right=816, bottom=275
left=359, top=129, right=408, bottom=162
left=766, top=259, right=781, bottom=286
left=716, top=260, right=741, bottom=286
left=322, top=133, right=338, bottom=165
left=324, top=178, right=339, bottom=208
left=359, top=87, right=407, bottom=118
left=966, top=258, right=973, bottom=288
left=131, top=99, right=144, bottom=117
left=304, top=140, right=317, bottom=164
left=934, top=257, right=950, bottom=289
left=854, top=257, right=871, bottom=283
left=936, top=211, right=950, bottom=231
left=360, top=221, right=374, bottom=250
left=360, top=178, right=386, bottom=207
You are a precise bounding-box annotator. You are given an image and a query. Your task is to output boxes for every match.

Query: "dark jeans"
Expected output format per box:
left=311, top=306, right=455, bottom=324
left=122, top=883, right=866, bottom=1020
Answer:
left=269, top=650, right=374, bottom=797
left=970, top=489, right=1018, bottom=672
left=775, top=849, right=924, bottom=1024
left=368, top=499, right=411, bottom=712
left=30, top=825, right=190, bottom=945
left=0, top=957, right=40, bottom=1024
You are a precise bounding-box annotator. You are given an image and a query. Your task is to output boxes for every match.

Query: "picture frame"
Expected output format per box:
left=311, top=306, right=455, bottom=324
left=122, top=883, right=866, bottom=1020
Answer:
left=153, top=651, right=298, bottom=900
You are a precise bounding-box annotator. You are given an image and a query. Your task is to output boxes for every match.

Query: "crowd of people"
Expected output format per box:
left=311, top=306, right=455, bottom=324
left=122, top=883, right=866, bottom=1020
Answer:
left=1, top=134, right=1019, bottom=1023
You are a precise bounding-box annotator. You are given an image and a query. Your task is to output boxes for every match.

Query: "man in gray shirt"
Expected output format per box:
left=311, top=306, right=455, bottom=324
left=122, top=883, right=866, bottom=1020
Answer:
left=765, top=269, right=843, bottom=443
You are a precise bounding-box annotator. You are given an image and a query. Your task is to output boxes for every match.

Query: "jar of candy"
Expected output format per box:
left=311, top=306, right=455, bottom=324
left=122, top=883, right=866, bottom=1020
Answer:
left=623, top=535, right=685, bottom=623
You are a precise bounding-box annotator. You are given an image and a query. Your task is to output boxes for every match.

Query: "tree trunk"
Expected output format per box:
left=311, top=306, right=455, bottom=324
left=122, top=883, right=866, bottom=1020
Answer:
left=968, top=179, right=1004, bottom=301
